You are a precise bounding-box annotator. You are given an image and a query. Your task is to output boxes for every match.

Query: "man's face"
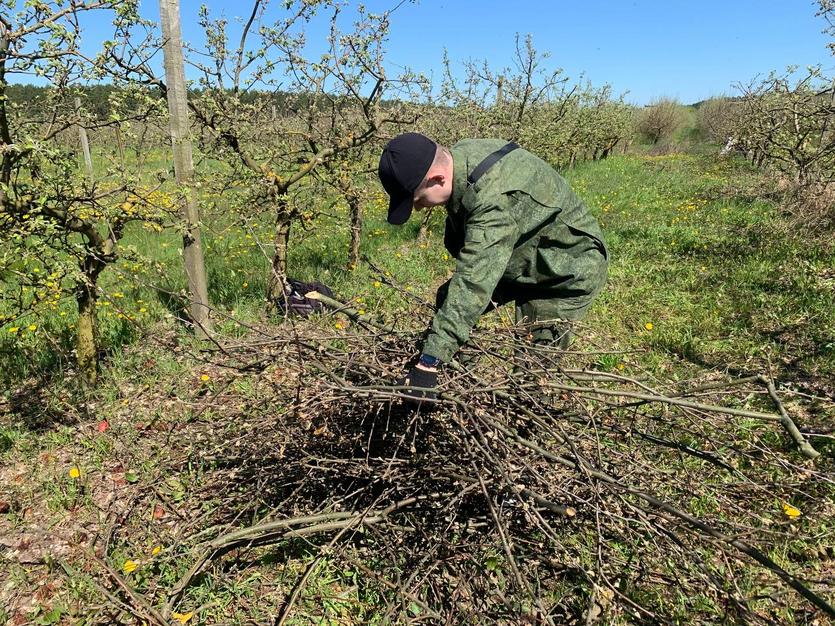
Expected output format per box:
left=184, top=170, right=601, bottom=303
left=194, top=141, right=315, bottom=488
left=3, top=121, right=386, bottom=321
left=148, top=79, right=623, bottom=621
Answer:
left=412, top=174, right=450, bottom=210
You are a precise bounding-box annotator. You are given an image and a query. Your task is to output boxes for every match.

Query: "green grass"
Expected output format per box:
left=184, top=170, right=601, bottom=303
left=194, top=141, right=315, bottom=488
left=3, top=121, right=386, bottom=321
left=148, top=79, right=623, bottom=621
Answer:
left=565, top=153, right=834, bottom=381
left=1, top=149, right=833, bottom=624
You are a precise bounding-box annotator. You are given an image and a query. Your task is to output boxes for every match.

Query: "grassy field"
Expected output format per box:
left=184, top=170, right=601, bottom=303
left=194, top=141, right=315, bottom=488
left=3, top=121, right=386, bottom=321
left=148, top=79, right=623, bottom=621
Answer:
left=1, top=151, right=833, bottom=624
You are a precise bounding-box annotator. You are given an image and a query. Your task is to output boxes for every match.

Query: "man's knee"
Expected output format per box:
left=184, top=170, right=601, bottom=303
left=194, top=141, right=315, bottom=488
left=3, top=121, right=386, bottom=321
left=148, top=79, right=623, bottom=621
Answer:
left=434, top=280, right=451, bottom=310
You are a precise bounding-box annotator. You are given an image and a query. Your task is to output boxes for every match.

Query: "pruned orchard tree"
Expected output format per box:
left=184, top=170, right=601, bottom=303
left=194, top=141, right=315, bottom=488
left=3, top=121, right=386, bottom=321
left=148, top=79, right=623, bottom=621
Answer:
left=542, top=83, right=635, bottom=168
left=0, top=1, right=170, bottom=385
left=430, top=35, right=573, bottom=146
left=696, top=96, right=742, bottom=145
left=316, top=142, right=378, bottom=270
left=636, top=97, right=685, bottom=145
left=107, top=0, right=426, bottom=305
left=734, top=68, right=835, bottom=185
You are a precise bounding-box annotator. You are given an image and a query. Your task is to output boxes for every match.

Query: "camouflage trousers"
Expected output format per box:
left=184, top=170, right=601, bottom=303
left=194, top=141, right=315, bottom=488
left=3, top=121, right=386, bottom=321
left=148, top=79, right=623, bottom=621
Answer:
left=435, top=276, right=603, bottom=353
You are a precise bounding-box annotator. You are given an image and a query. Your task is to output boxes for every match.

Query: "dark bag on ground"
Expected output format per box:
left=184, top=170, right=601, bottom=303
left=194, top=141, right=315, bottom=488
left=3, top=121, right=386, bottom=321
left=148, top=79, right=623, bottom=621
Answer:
left=275, top=278, right=335, bottom=317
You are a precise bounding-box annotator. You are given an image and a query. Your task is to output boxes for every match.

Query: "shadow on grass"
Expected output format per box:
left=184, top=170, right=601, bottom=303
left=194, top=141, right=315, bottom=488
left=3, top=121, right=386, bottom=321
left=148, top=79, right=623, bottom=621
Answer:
left=2, top=317, right=142, bottom=432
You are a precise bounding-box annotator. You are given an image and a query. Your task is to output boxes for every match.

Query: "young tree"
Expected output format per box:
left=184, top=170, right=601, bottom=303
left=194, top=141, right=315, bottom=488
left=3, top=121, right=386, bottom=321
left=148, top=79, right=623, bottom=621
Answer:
left=426, top=36, right=632, bottom=170
left=637, top=98, right=685, bottom=145
left=0, top=1, right=168, bottom=385
left=317, top=146, right=378, bottom=269
left=697, top=96, right=741, bottom=145
left=431, top=34, right=573, bottom=146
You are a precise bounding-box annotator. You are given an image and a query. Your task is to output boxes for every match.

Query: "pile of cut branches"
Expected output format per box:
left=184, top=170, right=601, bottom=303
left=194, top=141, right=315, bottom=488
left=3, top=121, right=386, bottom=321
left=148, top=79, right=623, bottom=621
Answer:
left=100, top=297, right=834, bottom=625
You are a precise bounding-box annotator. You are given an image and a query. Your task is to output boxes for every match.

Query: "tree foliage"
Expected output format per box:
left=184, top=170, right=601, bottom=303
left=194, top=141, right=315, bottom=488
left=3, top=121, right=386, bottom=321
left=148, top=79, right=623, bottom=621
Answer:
left=696, top=96, right=741, bottom=144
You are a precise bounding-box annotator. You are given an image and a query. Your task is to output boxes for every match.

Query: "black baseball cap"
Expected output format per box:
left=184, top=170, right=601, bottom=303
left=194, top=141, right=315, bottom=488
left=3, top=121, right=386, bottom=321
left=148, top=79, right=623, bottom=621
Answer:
left=378, top=133, right=436, bottom=225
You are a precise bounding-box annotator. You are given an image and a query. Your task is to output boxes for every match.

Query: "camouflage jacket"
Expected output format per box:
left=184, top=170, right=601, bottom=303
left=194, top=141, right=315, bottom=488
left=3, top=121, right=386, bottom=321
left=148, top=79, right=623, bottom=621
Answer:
left=422, top=139, right=608, bottom=362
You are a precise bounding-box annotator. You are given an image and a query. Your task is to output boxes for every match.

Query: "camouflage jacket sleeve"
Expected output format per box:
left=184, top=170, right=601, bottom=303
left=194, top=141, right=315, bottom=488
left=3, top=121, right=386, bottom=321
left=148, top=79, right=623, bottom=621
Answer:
left=423, top=196, right=519, bottom=362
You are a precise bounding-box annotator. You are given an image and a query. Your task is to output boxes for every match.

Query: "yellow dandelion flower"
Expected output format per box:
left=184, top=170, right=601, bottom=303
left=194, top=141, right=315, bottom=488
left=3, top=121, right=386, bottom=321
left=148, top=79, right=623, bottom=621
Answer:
left=644, top=322, right=654, bottom=331
left=357, top=309, right=366, bottom=315
left=373, top=281, right=381, bottom=288
left=200, top=374, right=210, bottom=382
left=782, top=502, right=801, bottom=519
left=28, top=324, right=37, bottom=331
left=7, top=327, right=19, bottom=334
left=172, top=611, right=194, bottom=624
left=69, top=466, right=81, bottom=479
left=334, top=322, right=344, bottom=330
left=123, top=559, right=138, bottom=574
left=151, top=545, right=161, bottom=556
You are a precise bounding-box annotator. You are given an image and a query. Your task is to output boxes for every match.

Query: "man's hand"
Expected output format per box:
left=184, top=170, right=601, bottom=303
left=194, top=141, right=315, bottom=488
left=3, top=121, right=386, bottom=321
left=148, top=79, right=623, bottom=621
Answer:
left=396, top=360, right=439, bottom=404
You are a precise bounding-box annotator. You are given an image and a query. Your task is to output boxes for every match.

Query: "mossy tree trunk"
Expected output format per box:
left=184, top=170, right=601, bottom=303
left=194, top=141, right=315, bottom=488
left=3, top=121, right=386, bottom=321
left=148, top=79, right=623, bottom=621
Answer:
left=75, top=256, right=104, bottom=387
left=268, top=197, right=292, bottom=303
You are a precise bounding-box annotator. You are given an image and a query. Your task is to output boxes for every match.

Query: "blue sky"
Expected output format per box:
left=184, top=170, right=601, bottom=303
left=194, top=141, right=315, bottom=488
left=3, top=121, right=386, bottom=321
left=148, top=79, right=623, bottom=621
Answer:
left=14, top=0, right=834, bottom=105
left=370, top=0, right=834, bottom=104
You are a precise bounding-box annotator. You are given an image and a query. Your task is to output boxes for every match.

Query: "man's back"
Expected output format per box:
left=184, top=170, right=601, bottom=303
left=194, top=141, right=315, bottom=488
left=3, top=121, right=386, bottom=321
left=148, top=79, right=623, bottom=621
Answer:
left=445, top=139, right=607, bottom=273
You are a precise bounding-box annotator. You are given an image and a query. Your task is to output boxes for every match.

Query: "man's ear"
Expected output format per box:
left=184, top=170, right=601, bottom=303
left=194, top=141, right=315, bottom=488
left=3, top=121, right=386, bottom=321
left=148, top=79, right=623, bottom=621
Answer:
left=426, top=172, right=446, bottom=186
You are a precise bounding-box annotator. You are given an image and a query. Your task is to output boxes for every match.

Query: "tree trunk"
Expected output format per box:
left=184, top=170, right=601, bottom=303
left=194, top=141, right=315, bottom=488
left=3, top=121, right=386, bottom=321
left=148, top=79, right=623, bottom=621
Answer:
left=115, top=124, right=125, bottom=167
left=75, top=270, right=99, bottom=387
left=75, top=97, right=94, bottom=179
left=268, top=209, right=291, bottom=303
left=159, top=0, right=212, bottom=338
left=348, top=195, right=362, bottom=269
left=417, top=207, right=434, bottom=243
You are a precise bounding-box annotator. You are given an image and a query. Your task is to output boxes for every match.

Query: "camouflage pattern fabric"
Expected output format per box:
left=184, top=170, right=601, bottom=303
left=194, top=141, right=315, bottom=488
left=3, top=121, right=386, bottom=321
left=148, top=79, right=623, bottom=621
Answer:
left=423, top=139, right=608, bottom=362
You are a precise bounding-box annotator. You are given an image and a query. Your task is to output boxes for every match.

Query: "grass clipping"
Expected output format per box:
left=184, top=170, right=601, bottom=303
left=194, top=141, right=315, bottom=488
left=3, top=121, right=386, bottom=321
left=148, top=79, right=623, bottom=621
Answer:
left=130, top=294, right=832, bottom=625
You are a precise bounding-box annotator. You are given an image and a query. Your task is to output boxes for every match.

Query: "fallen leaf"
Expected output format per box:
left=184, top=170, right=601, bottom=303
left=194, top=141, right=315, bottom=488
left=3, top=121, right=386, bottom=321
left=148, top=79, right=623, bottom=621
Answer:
left=153, top=504, right=164, bottom=519
left=97, top=420, right=109, bottom=432
left=173, top=611, right=194, bottom=624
